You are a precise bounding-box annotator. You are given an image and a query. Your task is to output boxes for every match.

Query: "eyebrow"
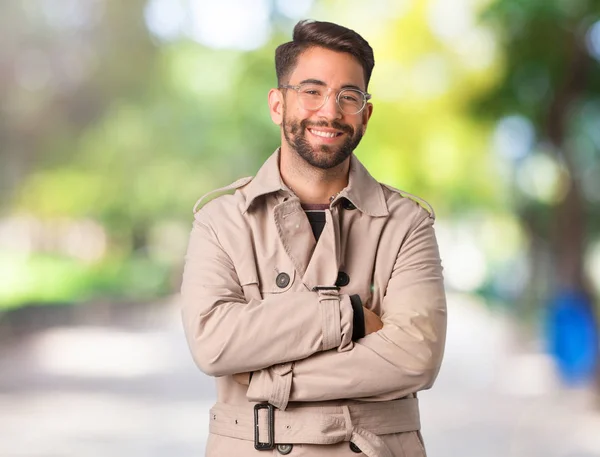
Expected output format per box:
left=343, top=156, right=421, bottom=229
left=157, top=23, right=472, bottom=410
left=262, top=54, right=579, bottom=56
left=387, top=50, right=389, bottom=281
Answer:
left=298, top=79, right=365, bottom=92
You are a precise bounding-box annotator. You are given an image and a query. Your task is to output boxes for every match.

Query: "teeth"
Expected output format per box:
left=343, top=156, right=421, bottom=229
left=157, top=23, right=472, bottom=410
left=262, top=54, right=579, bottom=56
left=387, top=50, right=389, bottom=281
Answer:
left=310, top=129, right=338, bottom=138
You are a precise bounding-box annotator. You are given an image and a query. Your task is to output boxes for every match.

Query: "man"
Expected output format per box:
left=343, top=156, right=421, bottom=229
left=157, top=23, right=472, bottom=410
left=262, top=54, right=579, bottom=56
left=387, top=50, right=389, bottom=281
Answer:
left=181, top=19, right=447, bottom=457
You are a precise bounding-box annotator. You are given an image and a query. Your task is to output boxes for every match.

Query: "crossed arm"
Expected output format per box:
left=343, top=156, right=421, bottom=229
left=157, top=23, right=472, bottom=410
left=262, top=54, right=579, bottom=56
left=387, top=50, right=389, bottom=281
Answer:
left=181, top=209, right=446, bottom=406
left=231, top=305, right=383, bottom=386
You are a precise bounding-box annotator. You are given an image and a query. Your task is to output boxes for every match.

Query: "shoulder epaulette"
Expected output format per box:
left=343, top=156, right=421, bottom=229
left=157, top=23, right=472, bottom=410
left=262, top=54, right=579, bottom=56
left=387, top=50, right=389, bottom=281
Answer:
left=382, top=184, right=436, bottom=219
left=193, top=176, right=253, bottom=213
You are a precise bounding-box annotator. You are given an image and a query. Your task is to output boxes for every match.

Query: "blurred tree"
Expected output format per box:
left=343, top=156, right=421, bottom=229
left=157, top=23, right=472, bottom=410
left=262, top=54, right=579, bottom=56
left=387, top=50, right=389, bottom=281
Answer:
left=476, top=0, right=600, bottom=391
left=0, top=0, right=157, bottom=210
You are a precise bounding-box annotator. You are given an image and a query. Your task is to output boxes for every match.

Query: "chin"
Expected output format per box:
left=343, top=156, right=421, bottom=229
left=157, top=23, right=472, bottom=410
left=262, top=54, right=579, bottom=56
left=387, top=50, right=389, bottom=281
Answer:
left=297, top=147, right=351, bottom=170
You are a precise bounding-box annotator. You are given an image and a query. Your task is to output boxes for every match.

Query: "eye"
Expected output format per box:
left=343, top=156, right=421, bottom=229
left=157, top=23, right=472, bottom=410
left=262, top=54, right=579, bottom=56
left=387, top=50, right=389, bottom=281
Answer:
left=341, top=94, right=359, bottom=102
left=303, top=89, right=322, bottom=96
left=300, top=85, right=323, bottom=97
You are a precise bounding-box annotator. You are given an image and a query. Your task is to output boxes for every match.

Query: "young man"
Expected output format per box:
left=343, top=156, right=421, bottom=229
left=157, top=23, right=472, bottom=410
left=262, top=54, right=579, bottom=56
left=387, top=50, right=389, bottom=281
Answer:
left=181, top=20, right=447, bottom=457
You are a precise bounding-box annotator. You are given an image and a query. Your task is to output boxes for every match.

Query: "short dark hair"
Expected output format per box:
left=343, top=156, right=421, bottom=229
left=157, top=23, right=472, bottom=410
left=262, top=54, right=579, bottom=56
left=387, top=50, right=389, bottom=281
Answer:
left=275, top=20, right=375, bottom=89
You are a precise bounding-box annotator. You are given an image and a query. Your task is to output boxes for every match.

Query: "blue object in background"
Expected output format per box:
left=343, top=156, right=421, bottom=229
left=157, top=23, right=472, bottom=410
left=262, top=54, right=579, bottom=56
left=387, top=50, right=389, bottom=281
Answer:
left=546, top=289, right=599, bottom=385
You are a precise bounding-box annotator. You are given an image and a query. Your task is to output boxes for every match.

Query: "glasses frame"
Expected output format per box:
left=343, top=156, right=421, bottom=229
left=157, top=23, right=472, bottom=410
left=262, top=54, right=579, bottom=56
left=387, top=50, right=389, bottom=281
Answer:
left=279, top=83, right=372, bottom=115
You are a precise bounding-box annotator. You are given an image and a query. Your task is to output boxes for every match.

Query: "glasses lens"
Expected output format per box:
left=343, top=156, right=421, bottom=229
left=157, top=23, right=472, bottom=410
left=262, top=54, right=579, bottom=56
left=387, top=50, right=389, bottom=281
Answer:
left=338, top=89, right=365, bottom=114
left=297, top=84, right=326, bottom=110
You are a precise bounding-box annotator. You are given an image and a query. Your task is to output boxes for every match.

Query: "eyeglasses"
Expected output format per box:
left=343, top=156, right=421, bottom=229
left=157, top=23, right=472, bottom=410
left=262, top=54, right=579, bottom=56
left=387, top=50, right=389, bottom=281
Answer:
left=279, top=83, right=371, bottom=115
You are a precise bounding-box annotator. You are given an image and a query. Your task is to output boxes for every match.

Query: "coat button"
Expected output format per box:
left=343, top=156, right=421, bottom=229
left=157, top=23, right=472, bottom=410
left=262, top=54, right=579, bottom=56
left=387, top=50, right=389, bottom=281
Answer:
left=349, top=442, right=362, bottom=453
left=277, top=443, right=293, bottom=455
left=335, top=271, right=350, bottom=287
left=276, top=272, right=290, bottom=288
left=341, top=198, right=356, bottom=210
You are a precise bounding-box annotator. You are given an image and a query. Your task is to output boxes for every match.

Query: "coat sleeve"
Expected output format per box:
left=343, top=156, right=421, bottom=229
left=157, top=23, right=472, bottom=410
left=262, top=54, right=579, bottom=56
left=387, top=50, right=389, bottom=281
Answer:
left=180, top=208, right=354, bottom=384
left=247, top=213, right=447, bottom=403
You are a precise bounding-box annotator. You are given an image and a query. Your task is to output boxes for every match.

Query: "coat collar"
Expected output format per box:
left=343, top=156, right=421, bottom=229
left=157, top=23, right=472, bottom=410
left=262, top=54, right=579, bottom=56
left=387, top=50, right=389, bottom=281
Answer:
left=242, top=149, right=288, bottom=213
left=243, top=148, right=389, bottom=217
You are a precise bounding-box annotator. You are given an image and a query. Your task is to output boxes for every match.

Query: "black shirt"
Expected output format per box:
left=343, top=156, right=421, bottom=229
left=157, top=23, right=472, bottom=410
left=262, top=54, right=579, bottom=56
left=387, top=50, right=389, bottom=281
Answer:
left=302, top=203, right=329, bottom=241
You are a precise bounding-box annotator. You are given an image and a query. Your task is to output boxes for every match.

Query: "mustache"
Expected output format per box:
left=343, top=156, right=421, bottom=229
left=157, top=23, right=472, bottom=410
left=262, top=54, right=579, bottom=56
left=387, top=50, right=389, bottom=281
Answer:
left=300, top=119, right=354, bottom=135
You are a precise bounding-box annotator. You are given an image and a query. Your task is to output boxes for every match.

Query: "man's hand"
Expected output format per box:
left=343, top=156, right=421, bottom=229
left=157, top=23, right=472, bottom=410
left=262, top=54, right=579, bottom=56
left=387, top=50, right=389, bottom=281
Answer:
left=232, top=372, right=251, bottom=385
left=364, top=306, right=383, bottom=335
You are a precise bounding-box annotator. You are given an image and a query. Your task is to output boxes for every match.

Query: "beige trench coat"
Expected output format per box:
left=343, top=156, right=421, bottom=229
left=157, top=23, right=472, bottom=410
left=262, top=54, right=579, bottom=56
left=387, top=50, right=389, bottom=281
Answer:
left=181, top=149, right=447, bottom=457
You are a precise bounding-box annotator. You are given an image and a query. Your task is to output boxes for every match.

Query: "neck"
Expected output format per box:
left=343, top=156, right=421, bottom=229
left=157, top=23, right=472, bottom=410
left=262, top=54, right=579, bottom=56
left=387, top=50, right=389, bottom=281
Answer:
left=279, top=145, right=350, bottom=205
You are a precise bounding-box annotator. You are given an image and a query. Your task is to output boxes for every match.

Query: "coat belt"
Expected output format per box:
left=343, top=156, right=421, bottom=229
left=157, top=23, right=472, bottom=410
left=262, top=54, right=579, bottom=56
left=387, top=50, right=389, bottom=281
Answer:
left=209, top=397, right=421, bottom=457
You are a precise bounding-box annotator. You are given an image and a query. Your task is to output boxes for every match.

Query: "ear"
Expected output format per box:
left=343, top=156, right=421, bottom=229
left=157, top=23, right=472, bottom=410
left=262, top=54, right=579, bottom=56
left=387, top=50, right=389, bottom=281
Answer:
left=361, top=102, right=374, bottom=131
left=268, top=88, right=284, bottom=125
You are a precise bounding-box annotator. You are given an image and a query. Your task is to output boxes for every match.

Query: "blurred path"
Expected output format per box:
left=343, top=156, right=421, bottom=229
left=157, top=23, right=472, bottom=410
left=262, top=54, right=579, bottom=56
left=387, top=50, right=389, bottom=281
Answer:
left=0, top=294, right=598, bottom=457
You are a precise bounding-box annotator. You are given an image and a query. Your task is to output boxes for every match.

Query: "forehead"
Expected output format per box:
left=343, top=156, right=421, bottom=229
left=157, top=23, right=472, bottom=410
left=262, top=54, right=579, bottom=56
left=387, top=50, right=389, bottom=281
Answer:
left=288, top=46, right=366, bottom=89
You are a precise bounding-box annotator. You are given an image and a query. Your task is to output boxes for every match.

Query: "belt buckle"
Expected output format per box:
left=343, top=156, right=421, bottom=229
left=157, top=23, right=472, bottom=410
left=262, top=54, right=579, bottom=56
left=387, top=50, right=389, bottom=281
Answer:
left=254, top=403, right=275, bottom=450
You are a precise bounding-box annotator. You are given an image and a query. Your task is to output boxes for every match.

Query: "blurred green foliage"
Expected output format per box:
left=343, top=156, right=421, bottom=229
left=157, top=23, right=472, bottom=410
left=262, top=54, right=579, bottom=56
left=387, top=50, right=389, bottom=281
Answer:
left=476, top=0, right=600, bottom=315
left=0, top=253, right=171, bottom=308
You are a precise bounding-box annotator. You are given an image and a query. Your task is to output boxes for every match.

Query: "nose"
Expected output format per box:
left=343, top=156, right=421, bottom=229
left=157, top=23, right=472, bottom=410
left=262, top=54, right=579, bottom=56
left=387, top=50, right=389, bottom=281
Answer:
left=317, top=90, right=343, bottom=120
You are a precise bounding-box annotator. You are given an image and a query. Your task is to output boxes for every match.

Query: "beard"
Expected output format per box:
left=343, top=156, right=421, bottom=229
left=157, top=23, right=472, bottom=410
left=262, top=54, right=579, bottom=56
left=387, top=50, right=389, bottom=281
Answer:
left=282, top=114, right=364, bottom=170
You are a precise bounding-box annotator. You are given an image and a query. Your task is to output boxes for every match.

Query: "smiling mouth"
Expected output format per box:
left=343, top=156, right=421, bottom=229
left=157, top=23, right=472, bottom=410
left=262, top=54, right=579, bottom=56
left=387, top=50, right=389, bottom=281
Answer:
left=308, top=128, right=343, bottom=138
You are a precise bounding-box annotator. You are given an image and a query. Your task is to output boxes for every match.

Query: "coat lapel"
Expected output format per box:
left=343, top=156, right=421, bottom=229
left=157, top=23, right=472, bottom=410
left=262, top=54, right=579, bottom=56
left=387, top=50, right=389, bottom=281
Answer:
left=273, top=199, right=342, bottom=290
left=273, top=198, right=316, bottom=280
left=301, top=206, right=341, bottom=289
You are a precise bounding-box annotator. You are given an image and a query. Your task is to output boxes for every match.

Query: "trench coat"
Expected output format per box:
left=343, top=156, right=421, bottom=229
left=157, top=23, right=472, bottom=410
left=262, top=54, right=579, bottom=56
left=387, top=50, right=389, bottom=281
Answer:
left=181, top=149, right=447, bottom=457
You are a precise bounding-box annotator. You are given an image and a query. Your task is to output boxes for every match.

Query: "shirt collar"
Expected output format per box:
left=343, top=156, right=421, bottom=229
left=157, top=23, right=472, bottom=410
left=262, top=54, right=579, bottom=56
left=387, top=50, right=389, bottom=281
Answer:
left=243, top=148, right=389, bottom=217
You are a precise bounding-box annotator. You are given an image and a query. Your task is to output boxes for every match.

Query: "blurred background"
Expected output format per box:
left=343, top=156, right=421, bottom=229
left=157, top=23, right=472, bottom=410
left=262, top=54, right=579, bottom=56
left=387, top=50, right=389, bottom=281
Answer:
left=1, top=0, right=600, bottom=455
